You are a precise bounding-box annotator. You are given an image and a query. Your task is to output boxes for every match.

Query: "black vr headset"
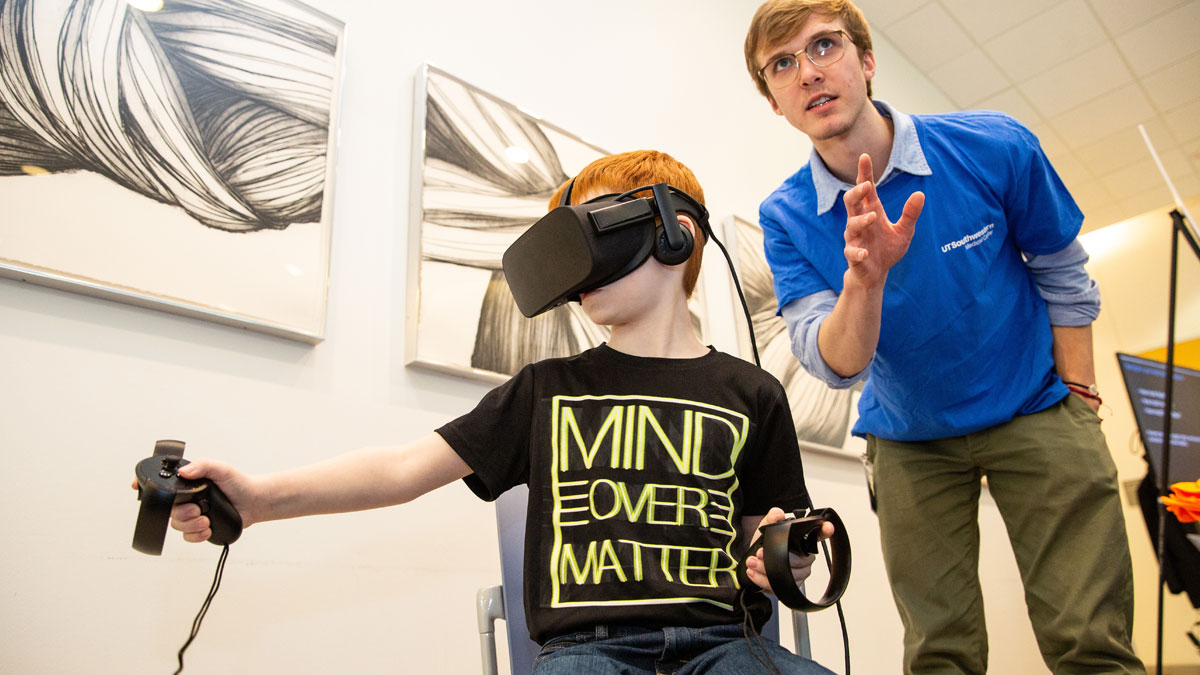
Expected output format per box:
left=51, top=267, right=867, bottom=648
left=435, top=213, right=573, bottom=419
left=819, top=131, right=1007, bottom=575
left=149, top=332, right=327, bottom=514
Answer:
left=502, top=181, right=711, bottom=318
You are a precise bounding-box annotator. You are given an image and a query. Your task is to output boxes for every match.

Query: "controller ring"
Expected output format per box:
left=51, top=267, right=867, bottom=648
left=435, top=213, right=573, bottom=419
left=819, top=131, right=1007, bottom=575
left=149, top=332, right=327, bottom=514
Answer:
left=744, top=507, right=852, bottom=612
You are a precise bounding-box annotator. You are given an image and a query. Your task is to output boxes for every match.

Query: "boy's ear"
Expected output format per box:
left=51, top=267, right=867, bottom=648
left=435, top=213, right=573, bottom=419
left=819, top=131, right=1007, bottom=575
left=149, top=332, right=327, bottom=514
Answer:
left=676, top=213, right=699, bottom=239
left=651, top=212, right=701, bottom=267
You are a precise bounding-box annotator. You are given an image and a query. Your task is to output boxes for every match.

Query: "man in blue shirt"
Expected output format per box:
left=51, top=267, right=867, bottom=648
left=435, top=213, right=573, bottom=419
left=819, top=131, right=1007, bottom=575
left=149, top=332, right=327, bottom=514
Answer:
left=743, top=1, right=1145, bottom=672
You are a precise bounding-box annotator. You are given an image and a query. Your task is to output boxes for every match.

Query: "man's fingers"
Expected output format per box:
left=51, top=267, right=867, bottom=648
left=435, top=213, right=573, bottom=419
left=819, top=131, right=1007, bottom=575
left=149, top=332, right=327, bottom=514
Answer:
left=843, top=181, right=867, bottom=214
left=897, top=191, right=925, bottom=232
left=843, top=154, right=877, bottom=216
left=844, top=178, right=880, bottom=217
left=857, top=153, right=873, bottom=186
left=844, top=212, right=876, bottom=240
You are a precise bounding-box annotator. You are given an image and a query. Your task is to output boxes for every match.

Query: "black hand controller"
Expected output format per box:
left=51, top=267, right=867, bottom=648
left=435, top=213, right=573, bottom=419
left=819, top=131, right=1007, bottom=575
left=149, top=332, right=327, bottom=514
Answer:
left=743, top=507, right=851, bottom=612
left=133, top=439, right=243, bottom=555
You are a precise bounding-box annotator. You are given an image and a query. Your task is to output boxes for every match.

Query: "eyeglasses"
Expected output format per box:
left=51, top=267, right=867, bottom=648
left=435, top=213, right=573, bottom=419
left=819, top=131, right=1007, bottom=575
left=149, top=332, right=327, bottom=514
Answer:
left=758, top=30, right=852, bottom=90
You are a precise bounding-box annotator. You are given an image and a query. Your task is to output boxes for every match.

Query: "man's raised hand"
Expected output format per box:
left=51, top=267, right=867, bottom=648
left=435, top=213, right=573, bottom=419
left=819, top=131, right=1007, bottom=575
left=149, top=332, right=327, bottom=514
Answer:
left=842, top=153, right=923, bottom=289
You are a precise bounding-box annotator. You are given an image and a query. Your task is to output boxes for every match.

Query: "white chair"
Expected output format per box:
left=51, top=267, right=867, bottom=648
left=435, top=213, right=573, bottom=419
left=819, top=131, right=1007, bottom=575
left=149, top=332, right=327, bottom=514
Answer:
left=477, top=484, right=812, bottom=674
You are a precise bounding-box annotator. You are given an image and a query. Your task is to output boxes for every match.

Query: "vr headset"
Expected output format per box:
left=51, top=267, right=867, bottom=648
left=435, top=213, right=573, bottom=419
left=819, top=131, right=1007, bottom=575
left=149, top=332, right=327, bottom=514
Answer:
left=502, top=181, right=711, bottom=318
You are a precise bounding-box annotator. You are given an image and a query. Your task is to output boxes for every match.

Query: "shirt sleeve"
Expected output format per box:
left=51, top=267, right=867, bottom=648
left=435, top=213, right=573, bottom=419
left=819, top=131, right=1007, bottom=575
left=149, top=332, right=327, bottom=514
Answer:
left=780, top=293, right=870, bottom=388
left=759, top=207, right=833, bottom=312
left=738, top=380, right=812, bottom=516
left=1022, top=238, right=1101, bottom=326
left=436, top=365, right=535, bottom=501
left=1003, top=117, right=1084, bottom=256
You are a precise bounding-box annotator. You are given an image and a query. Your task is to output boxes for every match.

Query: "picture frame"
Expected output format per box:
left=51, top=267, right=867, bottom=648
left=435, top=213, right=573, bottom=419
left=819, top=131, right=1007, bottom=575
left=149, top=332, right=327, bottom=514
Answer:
left=725, top=214, right=865, bottom=460
left=406, top=64, right=709, bottom=383
left=0, top=0, right=346, bottom=343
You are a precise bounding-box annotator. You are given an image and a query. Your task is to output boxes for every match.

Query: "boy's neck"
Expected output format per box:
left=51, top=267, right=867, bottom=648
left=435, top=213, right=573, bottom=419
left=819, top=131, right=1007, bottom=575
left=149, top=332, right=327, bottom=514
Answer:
left=606, top=306, right=709, bottom=359
left=812, top=101, right=894, bottom=184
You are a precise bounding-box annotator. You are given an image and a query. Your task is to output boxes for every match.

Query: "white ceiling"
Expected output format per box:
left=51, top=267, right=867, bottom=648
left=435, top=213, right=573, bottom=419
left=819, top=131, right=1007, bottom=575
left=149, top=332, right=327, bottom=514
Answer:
left=854, top=0, right=1200, bottom=233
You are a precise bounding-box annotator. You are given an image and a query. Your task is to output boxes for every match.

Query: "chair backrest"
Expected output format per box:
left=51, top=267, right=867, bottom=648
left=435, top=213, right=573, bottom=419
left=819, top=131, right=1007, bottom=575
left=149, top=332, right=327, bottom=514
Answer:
left=491, top=484, right=799, bottom=673
left=494, top=484, right=541, bottom=672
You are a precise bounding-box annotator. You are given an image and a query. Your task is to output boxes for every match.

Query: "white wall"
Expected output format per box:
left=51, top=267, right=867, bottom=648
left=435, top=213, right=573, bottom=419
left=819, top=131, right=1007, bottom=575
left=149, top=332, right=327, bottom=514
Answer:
left=0, top=2, right=1127, bottom=673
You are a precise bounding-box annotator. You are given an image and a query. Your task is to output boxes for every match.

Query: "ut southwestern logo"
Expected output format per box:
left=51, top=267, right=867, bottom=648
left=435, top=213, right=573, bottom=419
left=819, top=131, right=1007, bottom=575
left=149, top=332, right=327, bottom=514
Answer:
left=940, top=223, right=995, bottom=253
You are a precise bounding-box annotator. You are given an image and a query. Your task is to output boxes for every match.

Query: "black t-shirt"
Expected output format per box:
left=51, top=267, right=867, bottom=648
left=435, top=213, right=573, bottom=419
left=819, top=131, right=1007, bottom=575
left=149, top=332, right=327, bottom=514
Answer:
left=437, top=344, right=811, bottom=644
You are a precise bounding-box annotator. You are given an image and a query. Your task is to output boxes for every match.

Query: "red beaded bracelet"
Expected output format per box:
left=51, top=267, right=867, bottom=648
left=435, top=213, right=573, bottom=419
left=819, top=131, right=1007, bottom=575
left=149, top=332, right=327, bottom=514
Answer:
left=1065, top=383, right=1102, bottom=405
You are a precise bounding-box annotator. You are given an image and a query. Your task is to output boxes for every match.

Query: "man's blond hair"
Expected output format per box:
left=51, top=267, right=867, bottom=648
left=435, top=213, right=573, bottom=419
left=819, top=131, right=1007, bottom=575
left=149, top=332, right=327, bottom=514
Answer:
left=744, top=0, right=874, bottom=101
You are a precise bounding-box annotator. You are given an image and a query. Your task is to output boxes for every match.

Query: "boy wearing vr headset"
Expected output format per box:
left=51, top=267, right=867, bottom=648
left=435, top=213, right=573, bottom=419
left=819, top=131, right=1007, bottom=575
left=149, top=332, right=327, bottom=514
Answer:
left=744, top=0, right=1142, bottom=673
left=167, top=150, right=834, bottom=674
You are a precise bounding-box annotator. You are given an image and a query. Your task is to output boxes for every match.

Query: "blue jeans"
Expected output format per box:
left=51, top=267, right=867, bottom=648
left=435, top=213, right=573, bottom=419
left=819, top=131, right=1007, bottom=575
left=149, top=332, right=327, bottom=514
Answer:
left=532, top=623, right=835, bottom=674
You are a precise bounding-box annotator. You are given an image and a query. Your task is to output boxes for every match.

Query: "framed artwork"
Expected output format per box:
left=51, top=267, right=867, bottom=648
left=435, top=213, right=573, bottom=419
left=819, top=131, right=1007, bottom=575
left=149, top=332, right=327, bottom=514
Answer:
left=726, top=214, right=864, bottom=460
left=406, top=64, right=709, bottom=383
left=0, top=0, right=346, bottom=343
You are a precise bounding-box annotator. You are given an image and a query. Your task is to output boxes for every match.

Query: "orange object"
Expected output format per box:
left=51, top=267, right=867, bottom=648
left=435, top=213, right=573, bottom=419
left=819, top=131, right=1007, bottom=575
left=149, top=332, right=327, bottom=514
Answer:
left=1162, top=480, right=1200, bottom=523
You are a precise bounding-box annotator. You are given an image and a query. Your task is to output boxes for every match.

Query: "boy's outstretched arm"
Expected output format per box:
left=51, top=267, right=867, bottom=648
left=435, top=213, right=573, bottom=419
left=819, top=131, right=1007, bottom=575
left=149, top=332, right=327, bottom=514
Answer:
left=169, top=433, right=472, bottom=543
left=741, top=507, right=835, bottom=594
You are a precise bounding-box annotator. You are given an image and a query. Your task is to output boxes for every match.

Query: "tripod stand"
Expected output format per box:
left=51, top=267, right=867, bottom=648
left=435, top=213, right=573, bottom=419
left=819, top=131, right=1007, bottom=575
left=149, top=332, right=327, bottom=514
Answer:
left=1153, top=206, right=1200, bottom=670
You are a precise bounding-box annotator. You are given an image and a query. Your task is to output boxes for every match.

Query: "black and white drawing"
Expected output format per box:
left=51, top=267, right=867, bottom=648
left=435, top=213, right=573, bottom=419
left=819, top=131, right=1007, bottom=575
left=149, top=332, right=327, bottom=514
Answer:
left=407, top=65, right=708, bottom=382
left=728, top=215, right=864, bottom=458
left=0, top=0, right=344, bottom=341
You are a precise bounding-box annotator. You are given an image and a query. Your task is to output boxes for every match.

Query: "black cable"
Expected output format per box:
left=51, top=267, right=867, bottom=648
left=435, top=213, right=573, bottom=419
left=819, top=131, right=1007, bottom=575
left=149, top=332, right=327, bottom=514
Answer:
left=739, top=587, right=783, bottom=675
left=602, top=183, right=762, bottom=368
left=706, top=224, right=760, bottom=368
left=174, top=545, right=230, bottom=674
left=712, top=204, right=783, bottom=668
left=819, top=539, right=851, bottom=674
left=716, top=214, right=831, bottom=671
left=717, top=204, right=855, bottom=672
left=724, top=215, right=854, bottom=671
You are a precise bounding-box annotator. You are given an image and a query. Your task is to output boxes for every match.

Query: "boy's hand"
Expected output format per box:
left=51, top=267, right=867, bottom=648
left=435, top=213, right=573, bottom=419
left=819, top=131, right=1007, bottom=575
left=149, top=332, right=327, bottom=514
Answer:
left=744, top=507, right=835, bottom=594
left=131, top=459, right=260, bottom=543
left=842, top=153, right=923, bottom=290
left=171, top=459, right=260, bottom=542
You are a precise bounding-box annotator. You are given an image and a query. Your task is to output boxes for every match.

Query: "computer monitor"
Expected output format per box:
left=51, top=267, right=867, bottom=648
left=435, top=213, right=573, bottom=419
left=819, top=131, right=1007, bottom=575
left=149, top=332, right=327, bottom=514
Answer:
left=1116, top=352, right=1200, bottom=489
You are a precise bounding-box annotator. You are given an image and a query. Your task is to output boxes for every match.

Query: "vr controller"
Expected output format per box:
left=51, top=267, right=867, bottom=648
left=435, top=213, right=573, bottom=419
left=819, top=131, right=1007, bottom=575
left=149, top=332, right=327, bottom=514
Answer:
left=744, top=507, right=851, bottom=612
left=133, top=440, right=242, bottom=555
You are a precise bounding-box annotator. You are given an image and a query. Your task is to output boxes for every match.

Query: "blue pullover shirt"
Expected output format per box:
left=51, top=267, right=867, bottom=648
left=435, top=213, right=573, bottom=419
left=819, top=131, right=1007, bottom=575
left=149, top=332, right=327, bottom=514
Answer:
left=760, top=102, right=1095, bottom=441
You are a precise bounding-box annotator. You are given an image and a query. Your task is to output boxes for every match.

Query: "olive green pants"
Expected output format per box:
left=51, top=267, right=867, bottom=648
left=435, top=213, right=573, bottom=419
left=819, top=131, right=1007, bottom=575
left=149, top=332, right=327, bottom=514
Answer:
left=866, top=395, right=1145, bottom=674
